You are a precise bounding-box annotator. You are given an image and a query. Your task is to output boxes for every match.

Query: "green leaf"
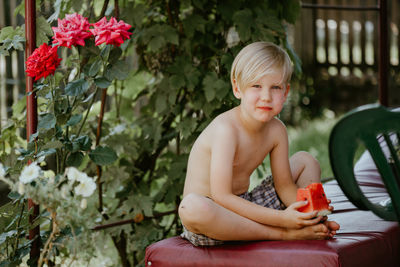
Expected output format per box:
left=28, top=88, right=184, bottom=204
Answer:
left=162, top=26, right=179, bottom=45
left=144, top=24, right=179, bottom=52
left=36, top=16, right=52, bottom=47
left=148, top=35, right=165, bottom=52
left=76, top=135, right=92, bottom=151
left=42, top=140, right=63, bottom=150
left=88, top=59, right=102, bottom=77
left=0, top=46, right=9, bottom=56
left=169, top=75, right=185, bottom=89
left=100, top=45, right=111, bottom=60
left=36, top=148, right=56, bottom=158
left=182, top=14, right=206, bottom=38
left=131, top=4, right=147, bottom=28
left=66, top=152, right=84, bottom=167
left=0, top=26, right=25, bottom=52
left=89, top=146, right=118, bottom=165
left=0, top=230, right=17, bottom=245
left=14, top=1, right=25, bottom=18
left=109, top=48, right=122, bottom=64
left=0, top=26, right=19, bottom=41
left=121, top=71, right=152, bottom=100
left=7, top=191, right=21, bottom=200
left=105, top=61, right=130, bottom=81
left=94, top=77, right=111, bottom=89
left=65, top=78, right=89, bottom=96
left=203, top=72, right=218, bottom=102
left=233, top=9, right=253, bottom=41
left=38, top=113, right=56, bottom=129
left=66, top=114, right=82, bottom=127
left=128, top=195, right=154, bottom=216
left=47, top=0, right=62, bottom=22
left=155, top=93, right=167, bottom=114
left=282, top=0, right=301, bottom=24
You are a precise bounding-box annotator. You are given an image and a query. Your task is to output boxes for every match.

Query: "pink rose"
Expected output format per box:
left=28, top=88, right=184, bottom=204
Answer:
left=90, top=17, right=132, bottom=47
left=52, top=13, right=92, bottom=48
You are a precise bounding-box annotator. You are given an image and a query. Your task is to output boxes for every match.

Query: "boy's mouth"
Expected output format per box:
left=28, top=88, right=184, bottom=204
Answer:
left=257, top=106, right=272, bottom=111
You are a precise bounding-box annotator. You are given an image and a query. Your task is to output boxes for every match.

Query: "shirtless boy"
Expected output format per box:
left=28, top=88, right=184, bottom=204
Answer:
left=178, top=42, right=340, bottom=246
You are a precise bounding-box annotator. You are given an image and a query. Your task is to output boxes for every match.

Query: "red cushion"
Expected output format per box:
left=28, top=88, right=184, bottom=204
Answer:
left=145, top=176, right=400, bottom=267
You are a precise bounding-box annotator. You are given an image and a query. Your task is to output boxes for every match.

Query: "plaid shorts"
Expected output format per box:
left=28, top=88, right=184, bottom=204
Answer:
left=180, top=175, right=285, bottom=246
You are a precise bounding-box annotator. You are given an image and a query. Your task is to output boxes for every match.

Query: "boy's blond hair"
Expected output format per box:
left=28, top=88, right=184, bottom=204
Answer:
left=230, top=42, right=293, bottom=92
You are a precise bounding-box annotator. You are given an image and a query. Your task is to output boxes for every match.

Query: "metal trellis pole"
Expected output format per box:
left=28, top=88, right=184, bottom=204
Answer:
left=25, top=0, right=40, bottom=262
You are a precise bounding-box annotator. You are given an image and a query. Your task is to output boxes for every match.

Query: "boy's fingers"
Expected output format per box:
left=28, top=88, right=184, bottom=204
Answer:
left=291, top=200, right=308, bottom=209
left=299, top=210, right=318, bottom=219
left=302, top=215, right=323, bottom=225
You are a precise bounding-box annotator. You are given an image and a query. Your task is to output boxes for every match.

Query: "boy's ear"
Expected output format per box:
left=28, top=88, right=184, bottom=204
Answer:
left=284, top=84, right=290, bottom=98
left=232, top=79, right=241, bottom=99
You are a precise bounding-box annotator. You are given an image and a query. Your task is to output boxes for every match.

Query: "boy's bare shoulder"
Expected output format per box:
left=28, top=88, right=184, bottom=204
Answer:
left=269, top=117, right=287, bottom=131
left=202, top=109, right=239, bottom=140
left=268, top=117, right=288, bottom=143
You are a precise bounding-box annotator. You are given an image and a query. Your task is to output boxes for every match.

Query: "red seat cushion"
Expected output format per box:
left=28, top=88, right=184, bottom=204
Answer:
left=145, top=177, right=400, bottom=267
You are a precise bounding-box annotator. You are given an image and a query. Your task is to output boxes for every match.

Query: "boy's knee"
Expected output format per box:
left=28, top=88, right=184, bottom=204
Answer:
left=179, top=193, right=215, bottom=231
left=294, top=151, right=320, bottom=170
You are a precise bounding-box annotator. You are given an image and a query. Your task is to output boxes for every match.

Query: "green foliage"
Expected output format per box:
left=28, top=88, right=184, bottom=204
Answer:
left=0, top=0, right=301, bottom=266
left=0, top=26, right=25, bottom=56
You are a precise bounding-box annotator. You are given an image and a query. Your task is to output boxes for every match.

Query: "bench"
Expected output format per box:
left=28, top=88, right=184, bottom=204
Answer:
left=145, top=174, right=400, bottom=267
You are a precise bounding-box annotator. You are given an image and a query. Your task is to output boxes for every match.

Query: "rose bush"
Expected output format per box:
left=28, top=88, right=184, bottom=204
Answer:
left=1, top=11, right=134, bottom=266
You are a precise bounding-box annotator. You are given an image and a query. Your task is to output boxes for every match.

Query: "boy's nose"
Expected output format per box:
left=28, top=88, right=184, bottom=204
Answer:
left=260, top=88, right=272, bottom=101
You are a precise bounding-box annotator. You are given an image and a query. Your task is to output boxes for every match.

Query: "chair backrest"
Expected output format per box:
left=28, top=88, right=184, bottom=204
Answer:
left=329, top=104, right=400, bottom=221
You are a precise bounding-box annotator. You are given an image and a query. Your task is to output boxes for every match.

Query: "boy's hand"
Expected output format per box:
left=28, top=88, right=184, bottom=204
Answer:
left=282, top=201, right=323, bottom=229
left=327, top=198, right=335, bottom=213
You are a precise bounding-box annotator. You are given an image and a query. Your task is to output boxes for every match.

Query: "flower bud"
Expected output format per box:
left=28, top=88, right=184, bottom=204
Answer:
left=80, top=198, right=87, bottom=210
left=18, top=182, right=25, bottom=195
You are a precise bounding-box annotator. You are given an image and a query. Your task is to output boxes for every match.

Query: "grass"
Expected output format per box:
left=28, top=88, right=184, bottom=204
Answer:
left=287, top=115, right=338, bottom=180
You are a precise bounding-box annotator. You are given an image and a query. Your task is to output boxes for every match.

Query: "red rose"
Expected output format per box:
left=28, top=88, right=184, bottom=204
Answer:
left=52, top=13, right=92, bottom=48
left=25, top=43, right=62, bottom=81
left=90, top=17, right=132, bottom=47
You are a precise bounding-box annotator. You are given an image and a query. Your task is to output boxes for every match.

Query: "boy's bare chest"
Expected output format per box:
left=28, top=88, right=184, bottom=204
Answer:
left=233, top=139, right=272, bottom=175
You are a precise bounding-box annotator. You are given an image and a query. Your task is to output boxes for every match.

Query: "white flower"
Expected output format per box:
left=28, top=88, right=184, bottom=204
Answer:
left=18, top=182, right=25, bottom=195
left=61, top=185, right=70, bottom=199
left=0, top=163, right=5, bottom=178
left=80, top=198, right=87, bottom=209
left=44, top=170, right=55, bottom=178
left=74, top=175, right=96, bottom=197
left=65, top=167, right=86, bottom=182
left=19, top=162, right=41, bottom=184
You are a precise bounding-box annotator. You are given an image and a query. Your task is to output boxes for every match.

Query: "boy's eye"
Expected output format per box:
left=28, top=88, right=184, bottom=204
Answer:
left=272, top=85, right=282, bottom=90
left=252, top=84, right=261, bottom=88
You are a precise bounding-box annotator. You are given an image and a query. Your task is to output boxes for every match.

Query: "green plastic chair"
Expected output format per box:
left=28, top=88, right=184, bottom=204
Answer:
left=329, top=104, right=400, bottom=221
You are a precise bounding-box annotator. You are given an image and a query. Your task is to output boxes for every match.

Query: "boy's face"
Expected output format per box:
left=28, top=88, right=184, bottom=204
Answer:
left=233, top=72, right=289, bottom=123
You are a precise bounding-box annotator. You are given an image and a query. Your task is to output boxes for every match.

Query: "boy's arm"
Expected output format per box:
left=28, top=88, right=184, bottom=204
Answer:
left=269, top=122, right=298, bottom=206
left=209, top=123, right=320, bottom=229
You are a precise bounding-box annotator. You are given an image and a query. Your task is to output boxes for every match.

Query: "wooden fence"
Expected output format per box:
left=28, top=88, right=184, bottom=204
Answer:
left=0, top=0, right=25, bottom=129
left=294, top=0, right=400, bottom=110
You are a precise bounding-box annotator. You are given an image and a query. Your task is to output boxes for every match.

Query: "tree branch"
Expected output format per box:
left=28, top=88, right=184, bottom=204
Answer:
left=92, top=209, right=178, bottom=231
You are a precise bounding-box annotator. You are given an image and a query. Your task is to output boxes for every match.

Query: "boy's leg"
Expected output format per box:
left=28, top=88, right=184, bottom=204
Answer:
left=179, top=193, right=331, bottom=241
left=289, top=151, right=340, bottom=234
left=289, top=151, right=321, bottom=188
